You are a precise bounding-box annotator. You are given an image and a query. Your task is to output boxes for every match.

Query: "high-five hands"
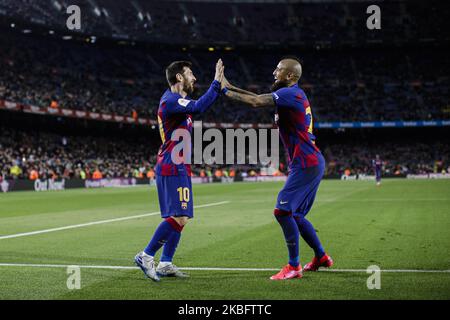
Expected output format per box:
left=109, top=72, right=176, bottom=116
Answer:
left=214, top=59, right=224, bottom=83
left=221, top=75, right=231, bottom=90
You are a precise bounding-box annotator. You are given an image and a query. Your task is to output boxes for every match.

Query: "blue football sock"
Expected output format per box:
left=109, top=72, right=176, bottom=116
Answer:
left=144, top=218, right=181, bottom=256
left=274, top=209, right=300, bottom=267
left=295, top=216, right=325, bottom=258
left=160, top=231, right=182, bottom=262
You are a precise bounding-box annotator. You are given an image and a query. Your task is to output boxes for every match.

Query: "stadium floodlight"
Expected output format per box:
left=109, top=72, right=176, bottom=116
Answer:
left=94, top=7, right=101, bottom=17
left=53, top=0, right=62, bottom=11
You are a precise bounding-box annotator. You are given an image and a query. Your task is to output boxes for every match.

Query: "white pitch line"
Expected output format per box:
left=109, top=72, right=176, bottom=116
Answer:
left=317, top=268, right=450, bottom=273
left=0, top=263, right=448, bottom=273
left=0, top=201, right=229, bottom=240
left=317, top=199, right=450, bottom=202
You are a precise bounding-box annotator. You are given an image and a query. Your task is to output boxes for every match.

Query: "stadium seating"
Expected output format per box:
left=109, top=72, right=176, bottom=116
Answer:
left=1, top=124, right=449, bottom=181
left=1, top=0, right=448, bottom=44
left=0, top=32, right=449, bottom=123
left=0, top=0, right=448, bottom=180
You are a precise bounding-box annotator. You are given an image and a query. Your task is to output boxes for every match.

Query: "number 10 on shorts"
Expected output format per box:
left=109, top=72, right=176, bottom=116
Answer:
left=177, top=187, right=190, bottom=202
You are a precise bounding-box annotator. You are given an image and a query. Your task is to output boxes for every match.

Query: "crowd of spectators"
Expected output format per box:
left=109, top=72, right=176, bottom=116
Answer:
left=321, top=141, right=450, bottom=177
left=0, top=1, right=449, bottom=182
left=0, top=126, right=158, bottom=181
left=1, top=31, right=449, bottom=124
left=1, top=126, right=448, bottom=181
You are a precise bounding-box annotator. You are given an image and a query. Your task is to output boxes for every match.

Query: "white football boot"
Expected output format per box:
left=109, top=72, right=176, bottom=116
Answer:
left=156, top=262, right=189, bottom=278
left=134, top=252, right=160, bottom=282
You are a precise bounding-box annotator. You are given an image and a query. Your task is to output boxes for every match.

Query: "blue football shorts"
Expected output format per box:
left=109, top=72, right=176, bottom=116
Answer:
left=156, top=174, right=193, bottom=218
left=275, top=155, right=325, bottom=217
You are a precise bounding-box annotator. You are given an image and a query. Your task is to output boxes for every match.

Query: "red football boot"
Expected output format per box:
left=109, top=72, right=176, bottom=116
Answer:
left=270, top=264, right=303, bottom=280
left=303, top=254, right=334, bottom=272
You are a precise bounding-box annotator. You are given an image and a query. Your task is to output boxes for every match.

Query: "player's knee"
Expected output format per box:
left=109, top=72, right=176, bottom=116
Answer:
left=274, top=208, right=291, bottom=216
left=172, top=216, right=189, bottom=226
left=294, top=215, right=304, bottom=224
left=293, top=214, right=308, bottom=225
left=179, top=217, right=189, bottom=226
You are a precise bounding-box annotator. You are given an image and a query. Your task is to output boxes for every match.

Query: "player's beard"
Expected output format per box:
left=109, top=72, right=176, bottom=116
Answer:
left=271, top=79, right=289, bottom=92
left=183, top=77, right=195, bottom=95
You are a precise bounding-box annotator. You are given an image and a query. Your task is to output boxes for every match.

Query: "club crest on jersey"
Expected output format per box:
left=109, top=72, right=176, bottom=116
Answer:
left=181, top=202, right=188, bottom=210
left=178, top=98, right=191, bottom=107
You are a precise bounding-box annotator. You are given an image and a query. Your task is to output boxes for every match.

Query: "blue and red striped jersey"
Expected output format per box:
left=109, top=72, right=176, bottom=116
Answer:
left=272, top=83, right=321, bottom=169
left=372, top=159, right=382, bottom=169
left=155, top=80, right=221, bottom=176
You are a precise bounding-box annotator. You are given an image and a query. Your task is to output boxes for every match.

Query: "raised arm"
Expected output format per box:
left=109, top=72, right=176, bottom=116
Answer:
left=224, top=90, right=274, bottom=108
left=221, top=76, right=258, bottom=96
left=226, top=84, right=258, bottom=97
left=167, top=80, right=221, bottom=114
left=168, top=59, right=224, bottom=114
left=188, top=80, right=221, bottom=113
left=222, top=76, right=274, bottom=108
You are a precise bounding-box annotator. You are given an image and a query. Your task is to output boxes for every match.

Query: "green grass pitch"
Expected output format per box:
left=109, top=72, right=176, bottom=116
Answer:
left=0, top=179, right=449, bottom=300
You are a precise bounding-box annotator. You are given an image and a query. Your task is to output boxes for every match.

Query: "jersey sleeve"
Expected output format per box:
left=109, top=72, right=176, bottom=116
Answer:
left=166, top=80, right=221, bottom=115
left=271, top=87, right=295, bottom=109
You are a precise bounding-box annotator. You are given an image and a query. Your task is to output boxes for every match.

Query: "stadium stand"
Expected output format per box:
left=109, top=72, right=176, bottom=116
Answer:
left=1, top=117, right=448, bottom=180
left=0, top=0, right=448, bottom=181
left=1, top=0, right=448, bottom=44
left=0, top=31, right=449, bottom=123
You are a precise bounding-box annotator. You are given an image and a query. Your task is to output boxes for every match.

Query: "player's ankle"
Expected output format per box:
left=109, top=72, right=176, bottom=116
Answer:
left=289, top=264, right=301, bottom=271
left=158, top=261, right=172, bottom=267
left=142, top=251, right=154, bottom=259
left=316, top=251, right=326, bottom=259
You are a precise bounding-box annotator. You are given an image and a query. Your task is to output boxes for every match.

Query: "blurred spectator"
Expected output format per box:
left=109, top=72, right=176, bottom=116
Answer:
left=92, top=168, right=103, bottom=180
left=0, top=30, right=449, bottom=124
left=29, top=169, right=39, bottom=180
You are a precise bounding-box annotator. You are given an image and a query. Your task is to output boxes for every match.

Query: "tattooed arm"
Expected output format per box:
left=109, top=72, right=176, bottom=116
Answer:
left=222, top=77, right=274, bottom=107
left=224, top=90, right=274, bottom=108
left=222, top=76, right=258, bottom=97
left=226, top=85, right=258, bottom=97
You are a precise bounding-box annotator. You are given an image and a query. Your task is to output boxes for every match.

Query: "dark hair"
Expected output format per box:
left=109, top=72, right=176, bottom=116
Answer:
left=165, top=61, right=192, bottom=86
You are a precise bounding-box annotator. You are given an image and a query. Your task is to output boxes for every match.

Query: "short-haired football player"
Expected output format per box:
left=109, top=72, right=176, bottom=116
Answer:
left=222, top=57, right=333, bottom=280
left=135, top=59, right=224, bottom=281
